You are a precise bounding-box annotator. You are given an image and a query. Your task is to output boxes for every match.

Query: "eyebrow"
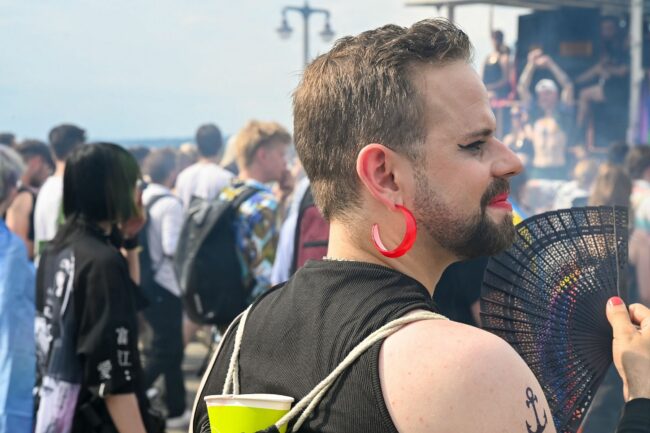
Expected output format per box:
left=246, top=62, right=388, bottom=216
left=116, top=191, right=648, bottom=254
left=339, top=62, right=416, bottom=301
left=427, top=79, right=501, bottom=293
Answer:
left=461, top=128, right=494, bottom=141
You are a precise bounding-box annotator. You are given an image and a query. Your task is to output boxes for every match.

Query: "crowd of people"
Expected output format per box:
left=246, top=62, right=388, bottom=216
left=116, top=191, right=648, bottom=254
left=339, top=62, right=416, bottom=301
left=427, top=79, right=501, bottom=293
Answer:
left=0, top=119, right=298, bottom=432
left=478, top=17, right=650, bottom=317
left=0, top=16, right=649, bottom=433
left=484, top=15, right=631, bottom=159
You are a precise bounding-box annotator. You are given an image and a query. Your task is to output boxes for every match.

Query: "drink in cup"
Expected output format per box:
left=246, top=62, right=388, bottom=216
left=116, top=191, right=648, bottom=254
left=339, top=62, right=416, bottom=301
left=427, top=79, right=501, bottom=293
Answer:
left=204, top=393, right=294, bottom=433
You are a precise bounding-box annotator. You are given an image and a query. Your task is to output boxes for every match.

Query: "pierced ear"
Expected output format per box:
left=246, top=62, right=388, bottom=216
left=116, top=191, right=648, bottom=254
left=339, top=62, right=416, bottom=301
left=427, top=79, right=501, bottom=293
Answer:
left=356, top=143, right=402, bottom=209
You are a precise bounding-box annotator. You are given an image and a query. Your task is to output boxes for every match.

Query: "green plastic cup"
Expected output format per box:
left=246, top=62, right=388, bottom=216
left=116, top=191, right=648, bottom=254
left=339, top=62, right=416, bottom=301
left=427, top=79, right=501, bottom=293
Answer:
left=204, top=394, right=294, bottom=433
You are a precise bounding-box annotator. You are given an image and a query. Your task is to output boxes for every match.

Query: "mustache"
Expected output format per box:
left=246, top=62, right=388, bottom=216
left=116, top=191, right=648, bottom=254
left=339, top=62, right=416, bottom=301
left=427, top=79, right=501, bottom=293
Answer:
left=480, top=178, right=511, bottom=209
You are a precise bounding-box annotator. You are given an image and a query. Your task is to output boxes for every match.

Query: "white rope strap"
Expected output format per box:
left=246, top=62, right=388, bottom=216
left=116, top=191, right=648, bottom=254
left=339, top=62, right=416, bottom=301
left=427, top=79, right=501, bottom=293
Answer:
left=222, top=305, right=252, bottom=395
left=280, top=311, right=447, bottom=431
left=223, top=308, right=447, bottom=432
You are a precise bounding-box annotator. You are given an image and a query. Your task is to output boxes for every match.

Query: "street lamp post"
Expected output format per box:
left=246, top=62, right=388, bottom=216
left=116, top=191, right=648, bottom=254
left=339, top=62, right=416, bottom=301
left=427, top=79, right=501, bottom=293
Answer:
left=277, top=1, right=335, bottom=67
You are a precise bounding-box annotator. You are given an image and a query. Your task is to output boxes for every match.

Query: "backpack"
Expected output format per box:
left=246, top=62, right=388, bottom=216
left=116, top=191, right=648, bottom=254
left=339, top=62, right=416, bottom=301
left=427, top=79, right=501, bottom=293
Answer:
left=138, top=194, right=173, bottom=303
left=290, top=186, right=329, bottom=275
left=174, top=186, right=260, bottom=326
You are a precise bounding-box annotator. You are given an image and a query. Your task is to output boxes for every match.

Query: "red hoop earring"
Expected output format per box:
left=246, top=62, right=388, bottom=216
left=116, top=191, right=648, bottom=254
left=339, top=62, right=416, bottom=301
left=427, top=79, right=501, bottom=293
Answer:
left=371, top=205, right=417, bottom=258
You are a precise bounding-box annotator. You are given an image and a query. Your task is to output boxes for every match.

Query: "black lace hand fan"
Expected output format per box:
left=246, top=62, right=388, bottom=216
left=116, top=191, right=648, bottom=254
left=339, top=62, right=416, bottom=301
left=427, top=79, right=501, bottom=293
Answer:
left=480, top=206, right=628, bottom=433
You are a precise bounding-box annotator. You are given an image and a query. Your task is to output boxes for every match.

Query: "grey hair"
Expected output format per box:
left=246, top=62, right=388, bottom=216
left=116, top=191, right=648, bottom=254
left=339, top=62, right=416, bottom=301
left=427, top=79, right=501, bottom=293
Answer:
left=0, top=145, right=25, bottom=205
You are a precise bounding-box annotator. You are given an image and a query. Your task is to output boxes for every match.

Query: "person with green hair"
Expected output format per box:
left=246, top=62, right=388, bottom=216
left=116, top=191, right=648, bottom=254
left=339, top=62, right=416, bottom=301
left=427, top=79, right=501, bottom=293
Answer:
left=34, top=143, right=163, bottom=433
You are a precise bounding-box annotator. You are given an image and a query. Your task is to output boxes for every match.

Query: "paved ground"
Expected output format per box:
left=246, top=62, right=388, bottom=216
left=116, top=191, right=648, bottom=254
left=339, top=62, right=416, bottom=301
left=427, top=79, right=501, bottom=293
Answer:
left=160, top=341, right=210, bottom=433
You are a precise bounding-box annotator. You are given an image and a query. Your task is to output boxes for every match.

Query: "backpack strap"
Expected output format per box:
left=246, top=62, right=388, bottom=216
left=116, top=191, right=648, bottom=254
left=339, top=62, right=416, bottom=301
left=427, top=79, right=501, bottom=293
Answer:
left=230, top=185, right=262, bottom=212
left=188, top=185, right=260, bottom=229
left=291, top=187, right=315, bottom=275
left=223, top=305, right=449, bottom=432
left=146, top=194, right=174, bottom=213
left=142, top=194, right=176, bottom=272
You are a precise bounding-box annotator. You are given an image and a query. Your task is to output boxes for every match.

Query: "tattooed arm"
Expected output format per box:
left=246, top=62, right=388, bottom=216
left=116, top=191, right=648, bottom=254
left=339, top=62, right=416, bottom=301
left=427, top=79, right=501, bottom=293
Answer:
left=380, top=315, right=557, bottom=433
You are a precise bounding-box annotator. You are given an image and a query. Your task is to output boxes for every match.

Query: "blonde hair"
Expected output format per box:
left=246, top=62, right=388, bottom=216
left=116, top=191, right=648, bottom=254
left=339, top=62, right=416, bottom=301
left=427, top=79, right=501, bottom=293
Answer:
left=220, top=134, right=239, bottom=170
left=232, top=120, right=291, bottom=170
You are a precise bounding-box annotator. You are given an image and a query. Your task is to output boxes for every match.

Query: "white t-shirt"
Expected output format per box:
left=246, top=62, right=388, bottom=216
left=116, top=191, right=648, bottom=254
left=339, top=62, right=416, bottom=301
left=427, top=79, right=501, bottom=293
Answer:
left=142, top=184, right=184, bottom=297
left=271, top=178, right=311, bottom=285
left=34, top=176, right=63, bottom=253
left=174, top=162, right=233, bottom=209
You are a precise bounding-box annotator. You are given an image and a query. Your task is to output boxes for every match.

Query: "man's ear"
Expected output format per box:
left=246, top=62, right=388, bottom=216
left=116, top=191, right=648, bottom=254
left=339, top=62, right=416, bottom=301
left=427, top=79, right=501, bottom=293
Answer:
left=254, top=146, right=268, bottom=164
left=356, top=143, right=404, bottom=209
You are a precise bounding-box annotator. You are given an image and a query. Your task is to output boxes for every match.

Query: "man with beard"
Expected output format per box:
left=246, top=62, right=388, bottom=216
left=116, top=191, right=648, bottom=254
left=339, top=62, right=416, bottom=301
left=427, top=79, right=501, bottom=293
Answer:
left=191, top=19, right=650, bottom=433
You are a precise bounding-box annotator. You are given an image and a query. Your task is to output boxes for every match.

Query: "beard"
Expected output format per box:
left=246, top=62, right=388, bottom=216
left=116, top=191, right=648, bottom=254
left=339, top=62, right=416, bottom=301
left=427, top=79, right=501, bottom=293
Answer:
left=413, top=169, right=515, bottom=260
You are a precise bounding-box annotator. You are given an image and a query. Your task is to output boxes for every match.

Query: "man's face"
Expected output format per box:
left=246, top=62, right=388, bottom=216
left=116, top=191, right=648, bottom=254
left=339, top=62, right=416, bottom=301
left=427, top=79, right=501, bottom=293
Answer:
left=26, top=155, right=52, bottom=188
left=408, top=61, right=523, bottom=260
left=537, top=89, right=558, bottom=111
left=261, top=141, right=290, bottom=183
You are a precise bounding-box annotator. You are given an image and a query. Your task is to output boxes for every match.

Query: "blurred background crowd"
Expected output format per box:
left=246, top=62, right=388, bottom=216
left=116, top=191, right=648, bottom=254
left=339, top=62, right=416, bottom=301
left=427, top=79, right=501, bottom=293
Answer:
left=2, top=1, right=650, bottom=433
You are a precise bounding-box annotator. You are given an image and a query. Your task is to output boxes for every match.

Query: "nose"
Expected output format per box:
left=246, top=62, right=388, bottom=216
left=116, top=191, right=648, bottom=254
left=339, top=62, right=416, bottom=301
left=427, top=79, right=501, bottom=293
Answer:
left=492, top=137, right=524, bottom=179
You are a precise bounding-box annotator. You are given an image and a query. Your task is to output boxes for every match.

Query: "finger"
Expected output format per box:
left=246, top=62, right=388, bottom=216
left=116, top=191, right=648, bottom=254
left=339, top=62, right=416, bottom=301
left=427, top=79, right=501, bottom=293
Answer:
left=606, top=297, right=635, bottom=339
left=629, top=303, right=650, bottom=325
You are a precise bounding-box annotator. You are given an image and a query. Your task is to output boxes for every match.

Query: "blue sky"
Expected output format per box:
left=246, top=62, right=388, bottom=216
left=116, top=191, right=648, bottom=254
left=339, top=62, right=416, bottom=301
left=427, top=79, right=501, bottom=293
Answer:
left=0, top=0, right=528, bottom=142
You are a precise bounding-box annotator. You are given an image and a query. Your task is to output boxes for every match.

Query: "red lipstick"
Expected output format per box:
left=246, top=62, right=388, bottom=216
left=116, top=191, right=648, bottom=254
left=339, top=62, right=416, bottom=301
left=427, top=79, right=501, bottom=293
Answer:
left=488, top=193, right=512, bottom=211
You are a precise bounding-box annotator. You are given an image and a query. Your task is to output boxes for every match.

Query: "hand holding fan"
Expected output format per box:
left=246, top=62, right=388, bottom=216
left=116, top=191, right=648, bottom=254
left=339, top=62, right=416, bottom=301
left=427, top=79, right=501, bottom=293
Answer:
left=480, top=206, right=628, bottom=433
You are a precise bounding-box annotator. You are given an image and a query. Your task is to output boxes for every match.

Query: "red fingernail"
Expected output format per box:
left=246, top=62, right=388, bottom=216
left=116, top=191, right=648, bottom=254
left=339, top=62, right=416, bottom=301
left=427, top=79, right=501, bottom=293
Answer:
left=609, top=296, right=624, bottom=306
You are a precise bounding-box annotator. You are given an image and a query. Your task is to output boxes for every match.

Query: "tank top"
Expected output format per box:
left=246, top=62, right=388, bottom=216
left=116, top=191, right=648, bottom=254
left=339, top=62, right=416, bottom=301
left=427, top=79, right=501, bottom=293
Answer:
left=483, top=59, right=503, bottom=86
left=483, top=55, right=510, bottom=99
left=192, top=259, right=436, bottom=433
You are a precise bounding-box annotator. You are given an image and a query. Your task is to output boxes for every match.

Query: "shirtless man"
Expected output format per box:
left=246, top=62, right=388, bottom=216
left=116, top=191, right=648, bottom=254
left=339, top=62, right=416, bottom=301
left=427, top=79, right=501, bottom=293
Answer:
left=191, top=19, right=650, bottom=433
left=517, top=49, right=574, bottom=179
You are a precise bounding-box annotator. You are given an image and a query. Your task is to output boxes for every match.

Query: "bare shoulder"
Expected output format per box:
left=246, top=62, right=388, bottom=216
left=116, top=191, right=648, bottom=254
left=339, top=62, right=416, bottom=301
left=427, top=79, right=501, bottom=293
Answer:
left=380, top=316, right=556, bottom=433
left=8, top=190, right=33, bottom=213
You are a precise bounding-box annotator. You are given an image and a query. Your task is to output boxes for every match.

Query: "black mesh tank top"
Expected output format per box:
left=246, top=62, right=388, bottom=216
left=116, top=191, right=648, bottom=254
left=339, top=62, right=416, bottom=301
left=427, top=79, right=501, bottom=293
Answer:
left=192, top=259, right=436, bottom=433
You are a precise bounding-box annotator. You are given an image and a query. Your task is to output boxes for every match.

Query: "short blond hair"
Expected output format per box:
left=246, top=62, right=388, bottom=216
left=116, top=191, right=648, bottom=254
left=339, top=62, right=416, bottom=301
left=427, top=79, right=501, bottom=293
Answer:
left=233, top=120, right=291, bottom=170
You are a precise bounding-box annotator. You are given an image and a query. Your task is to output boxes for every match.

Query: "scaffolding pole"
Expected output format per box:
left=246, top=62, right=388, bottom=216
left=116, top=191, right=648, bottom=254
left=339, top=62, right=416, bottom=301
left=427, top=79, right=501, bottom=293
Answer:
left=628, top=0, right=644, bottom=144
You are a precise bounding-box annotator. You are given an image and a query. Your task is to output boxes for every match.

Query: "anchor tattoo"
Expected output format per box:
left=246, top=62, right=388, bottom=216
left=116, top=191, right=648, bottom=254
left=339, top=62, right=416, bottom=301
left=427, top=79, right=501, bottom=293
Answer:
left=525, top=387, right=548, bottom=433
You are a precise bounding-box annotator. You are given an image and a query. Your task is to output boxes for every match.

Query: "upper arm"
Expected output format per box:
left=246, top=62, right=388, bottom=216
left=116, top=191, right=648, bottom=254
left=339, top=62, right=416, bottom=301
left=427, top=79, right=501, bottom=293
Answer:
left=160, top=199, right=183, bottom=256
left=518, top=86, right=532, bottom=107
left=380, top=319, right=557, bottom=433
left=76, top=253, right=140, bottom=395
left=6, top=192, right=32, bottom=239
left=517, top=63, right=534, bottom=105
left=561, top=84, right=574, bottom=106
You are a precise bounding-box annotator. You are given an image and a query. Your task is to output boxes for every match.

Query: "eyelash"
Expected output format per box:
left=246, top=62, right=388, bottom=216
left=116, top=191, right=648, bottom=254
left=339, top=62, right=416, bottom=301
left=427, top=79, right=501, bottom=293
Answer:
left=458, top=140, right=486, bottom=152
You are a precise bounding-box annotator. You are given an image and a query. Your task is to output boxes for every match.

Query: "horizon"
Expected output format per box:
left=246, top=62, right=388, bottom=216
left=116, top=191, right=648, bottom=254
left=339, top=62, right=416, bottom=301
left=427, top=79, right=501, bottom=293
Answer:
left=1, top=1, right=528, bottom=142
